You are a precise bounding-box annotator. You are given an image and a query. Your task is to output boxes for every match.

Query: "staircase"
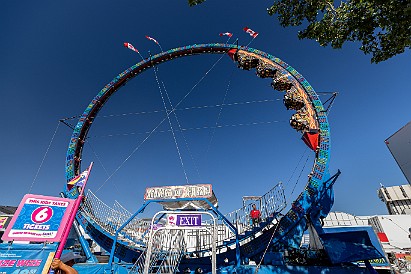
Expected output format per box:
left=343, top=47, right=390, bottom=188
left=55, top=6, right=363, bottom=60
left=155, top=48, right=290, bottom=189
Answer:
left=141, top=229, right=186, bottom=274
left=200, top=182, right=286, bottom=250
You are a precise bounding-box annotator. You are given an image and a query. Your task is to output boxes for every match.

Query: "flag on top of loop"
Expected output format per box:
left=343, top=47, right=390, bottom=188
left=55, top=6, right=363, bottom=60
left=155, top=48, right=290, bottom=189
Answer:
left=219, top=32, right=233, bottom=37
left=123, top=42, right=139, bottom=53
left=67, top=169, right=89, bottom=190
left=243, top=27, right=258, bottom=38
left=145, top=35, right=160, bottom=45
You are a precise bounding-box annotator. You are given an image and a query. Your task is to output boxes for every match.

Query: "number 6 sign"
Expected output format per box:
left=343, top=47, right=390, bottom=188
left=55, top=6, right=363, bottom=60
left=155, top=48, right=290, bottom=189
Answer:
left=1, top=194, right=75, bottom=242
left=31, top=206, right=53, bottom=223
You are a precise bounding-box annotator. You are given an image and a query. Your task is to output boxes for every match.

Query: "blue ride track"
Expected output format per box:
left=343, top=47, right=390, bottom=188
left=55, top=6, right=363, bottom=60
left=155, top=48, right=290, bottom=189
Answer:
left=63, top=43, right=332, bottom=267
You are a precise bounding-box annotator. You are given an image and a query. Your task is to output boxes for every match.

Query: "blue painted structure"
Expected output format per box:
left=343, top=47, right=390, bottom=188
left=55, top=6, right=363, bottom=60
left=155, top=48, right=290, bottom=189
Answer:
left=71, top=263, right=376, bottom=274
left=58, top=44, right=385, bottom=273
left=320, top=226, right=387, bottom=264
left=105, top=198, right=241, bottom=270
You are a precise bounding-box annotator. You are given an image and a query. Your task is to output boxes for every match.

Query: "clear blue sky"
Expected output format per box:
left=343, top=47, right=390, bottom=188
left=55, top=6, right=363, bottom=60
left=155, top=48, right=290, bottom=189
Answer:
left=1, top=1, right=410, bottom=217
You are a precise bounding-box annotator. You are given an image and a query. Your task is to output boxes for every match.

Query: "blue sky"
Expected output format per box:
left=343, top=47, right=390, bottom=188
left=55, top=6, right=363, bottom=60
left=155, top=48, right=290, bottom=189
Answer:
left=1, top=1, right=410, bottom=217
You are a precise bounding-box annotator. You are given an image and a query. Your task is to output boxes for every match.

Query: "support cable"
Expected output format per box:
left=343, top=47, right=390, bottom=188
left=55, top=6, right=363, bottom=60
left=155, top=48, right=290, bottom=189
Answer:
left=95, top=50, right=228, bottom=190
left=94, top=99, right=279, bottom=119
left=320, top=92, right=338, bottom=114
left=91, top=120, right=285, bottom=138
left=28, top=121, right=60, bottom=194
left=58, top=116, right=121, bottom=194
left=246, top=37, right=256, bottom=47
left=162, top=81, right=202, bottom=182
left=290, top=153, right=311, bottom=196
left=153, top=64, right=189, bottom=184
left=86, top=141, right=120, bottom=195
left=205, top=68, right=234, bottom=156
left=255, top=222, right=280, bottom=273
left=286, top=147, right=308, bottom=186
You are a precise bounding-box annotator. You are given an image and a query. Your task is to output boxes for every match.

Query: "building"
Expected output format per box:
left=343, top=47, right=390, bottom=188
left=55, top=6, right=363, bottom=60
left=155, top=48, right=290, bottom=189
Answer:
left=368, top=215, right=411, bottom=252
left=378, top=184, right=411, bottom=215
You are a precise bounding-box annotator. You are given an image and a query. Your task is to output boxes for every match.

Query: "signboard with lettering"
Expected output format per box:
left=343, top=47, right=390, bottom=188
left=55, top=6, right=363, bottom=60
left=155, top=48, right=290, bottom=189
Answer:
left=167, top=214, right=202, bottom=227
left=144, top=184, right=212, bottom=200
left=355, top=257, right=390, bottom=267
left=1, top=194, right=75, bottom=242
left=0, top=242, right=57, bottom=273
left=0, top=217, right=8, bottom=230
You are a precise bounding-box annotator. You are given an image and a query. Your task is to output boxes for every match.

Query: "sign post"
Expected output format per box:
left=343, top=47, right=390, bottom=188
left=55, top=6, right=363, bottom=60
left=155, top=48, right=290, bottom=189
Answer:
left=54, top=162, right=93, bottom=260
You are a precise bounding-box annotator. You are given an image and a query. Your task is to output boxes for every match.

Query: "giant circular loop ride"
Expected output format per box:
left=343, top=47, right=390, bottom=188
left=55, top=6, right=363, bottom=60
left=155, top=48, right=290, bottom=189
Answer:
left=64, top=43, right=332, bottom=265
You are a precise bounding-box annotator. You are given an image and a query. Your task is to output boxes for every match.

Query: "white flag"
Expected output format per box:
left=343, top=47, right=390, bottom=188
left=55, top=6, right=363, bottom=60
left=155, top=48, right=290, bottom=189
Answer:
left=123, top=42, right=139, bottom=53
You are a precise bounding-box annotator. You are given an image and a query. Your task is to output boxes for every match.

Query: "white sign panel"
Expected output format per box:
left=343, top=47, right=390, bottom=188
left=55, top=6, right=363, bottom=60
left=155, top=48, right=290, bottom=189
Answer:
left=144, top=184, right=212, bottom=200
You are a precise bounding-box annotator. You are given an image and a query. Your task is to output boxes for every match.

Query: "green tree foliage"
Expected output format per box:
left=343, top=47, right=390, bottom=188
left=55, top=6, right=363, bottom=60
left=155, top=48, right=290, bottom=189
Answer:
left=267, top=0, right=411, bottom=63
left=188, top=0, right=206, bottom=6
left=187, top=0, right=410, bottom=63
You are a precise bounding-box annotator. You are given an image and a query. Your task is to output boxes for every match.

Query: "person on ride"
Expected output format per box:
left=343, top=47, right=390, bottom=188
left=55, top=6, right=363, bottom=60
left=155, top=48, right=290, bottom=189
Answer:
left=51, top=251, right=81, bottom=274
left=250, top=204, right=261, bottom=227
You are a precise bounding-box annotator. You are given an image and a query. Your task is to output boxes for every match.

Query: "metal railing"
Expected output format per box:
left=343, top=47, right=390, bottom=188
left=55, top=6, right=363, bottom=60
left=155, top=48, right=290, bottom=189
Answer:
left=80, top=190, right=119, bottom=235
left=144, top=229, right=186, bottom=274
left=80, top=182, right=286, bottom=252
left=129, top=250, right=146, bottom=274
left=80, top=190, right=151, bottom=245
left=200, top=182, right=286, bottom=247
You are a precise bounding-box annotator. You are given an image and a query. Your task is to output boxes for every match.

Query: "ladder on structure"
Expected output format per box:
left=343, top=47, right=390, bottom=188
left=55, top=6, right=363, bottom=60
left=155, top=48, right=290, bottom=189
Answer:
left=129, top=229, right=186, bottom=274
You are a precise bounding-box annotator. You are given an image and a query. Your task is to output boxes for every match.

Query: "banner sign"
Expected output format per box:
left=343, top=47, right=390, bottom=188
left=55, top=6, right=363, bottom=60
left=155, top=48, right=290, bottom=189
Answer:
left=0, top=242, right=57, bottom=273
left=0, top=217, right=9, bottom=230
left=144, top=184, right=212, bottom=200
left=355, top=257, right=390, bottom=267
left=1, top=194, right=75, bottom=242
left=167, top=214, right=202, bottom=227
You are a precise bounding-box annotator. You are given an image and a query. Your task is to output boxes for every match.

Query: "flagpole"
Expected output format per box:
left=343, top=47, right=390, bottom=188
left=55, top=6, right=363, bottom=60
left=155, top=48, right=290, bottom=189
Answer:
left=246, top=37, right=255, bottom=47
left=145, top=35, right=163, bottom=52
left=124, top=42, right=145, bottom=61
left=54, top=162, right=94, bottom=260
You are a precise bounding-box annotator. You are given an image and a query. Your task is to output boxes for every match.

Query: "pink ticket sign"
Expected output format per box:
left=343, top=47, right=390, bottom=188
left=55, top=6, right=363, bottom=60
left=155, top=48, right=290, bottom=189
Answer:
left=1, top=194, right=75, bottom=242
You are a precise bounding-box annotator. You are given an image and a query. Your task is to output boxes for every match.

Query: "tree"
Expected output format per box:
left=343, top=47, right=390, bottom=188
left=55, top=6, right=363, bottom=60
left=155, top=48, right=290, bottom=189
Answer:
left=268, top=0, right=411, bottom=63
left=188, top=0, right=411, bottom=63
left=188, top=0, right=206, bottom=6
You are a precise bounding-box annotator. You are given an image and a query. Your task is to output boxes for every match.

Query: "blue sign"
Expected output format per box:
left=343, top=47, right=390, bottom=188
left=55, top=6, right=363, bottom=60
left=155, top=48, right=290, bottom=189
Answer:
left=2, top=194, right=74, bottom=242
left=0, top=242, right=57, bottom=273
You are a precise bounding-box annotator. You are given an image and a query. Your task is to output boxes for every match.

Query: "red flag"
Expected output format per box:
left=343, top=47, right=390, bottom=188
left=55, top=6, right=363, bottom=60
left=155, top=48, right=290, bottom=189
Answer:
left=123, top=42, right=139, bottom=53
left=243, top=27, right=258, bottom=38
left=219, top=32, right=233, bottom=37
left=145, top=35, right=160, bottom=45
